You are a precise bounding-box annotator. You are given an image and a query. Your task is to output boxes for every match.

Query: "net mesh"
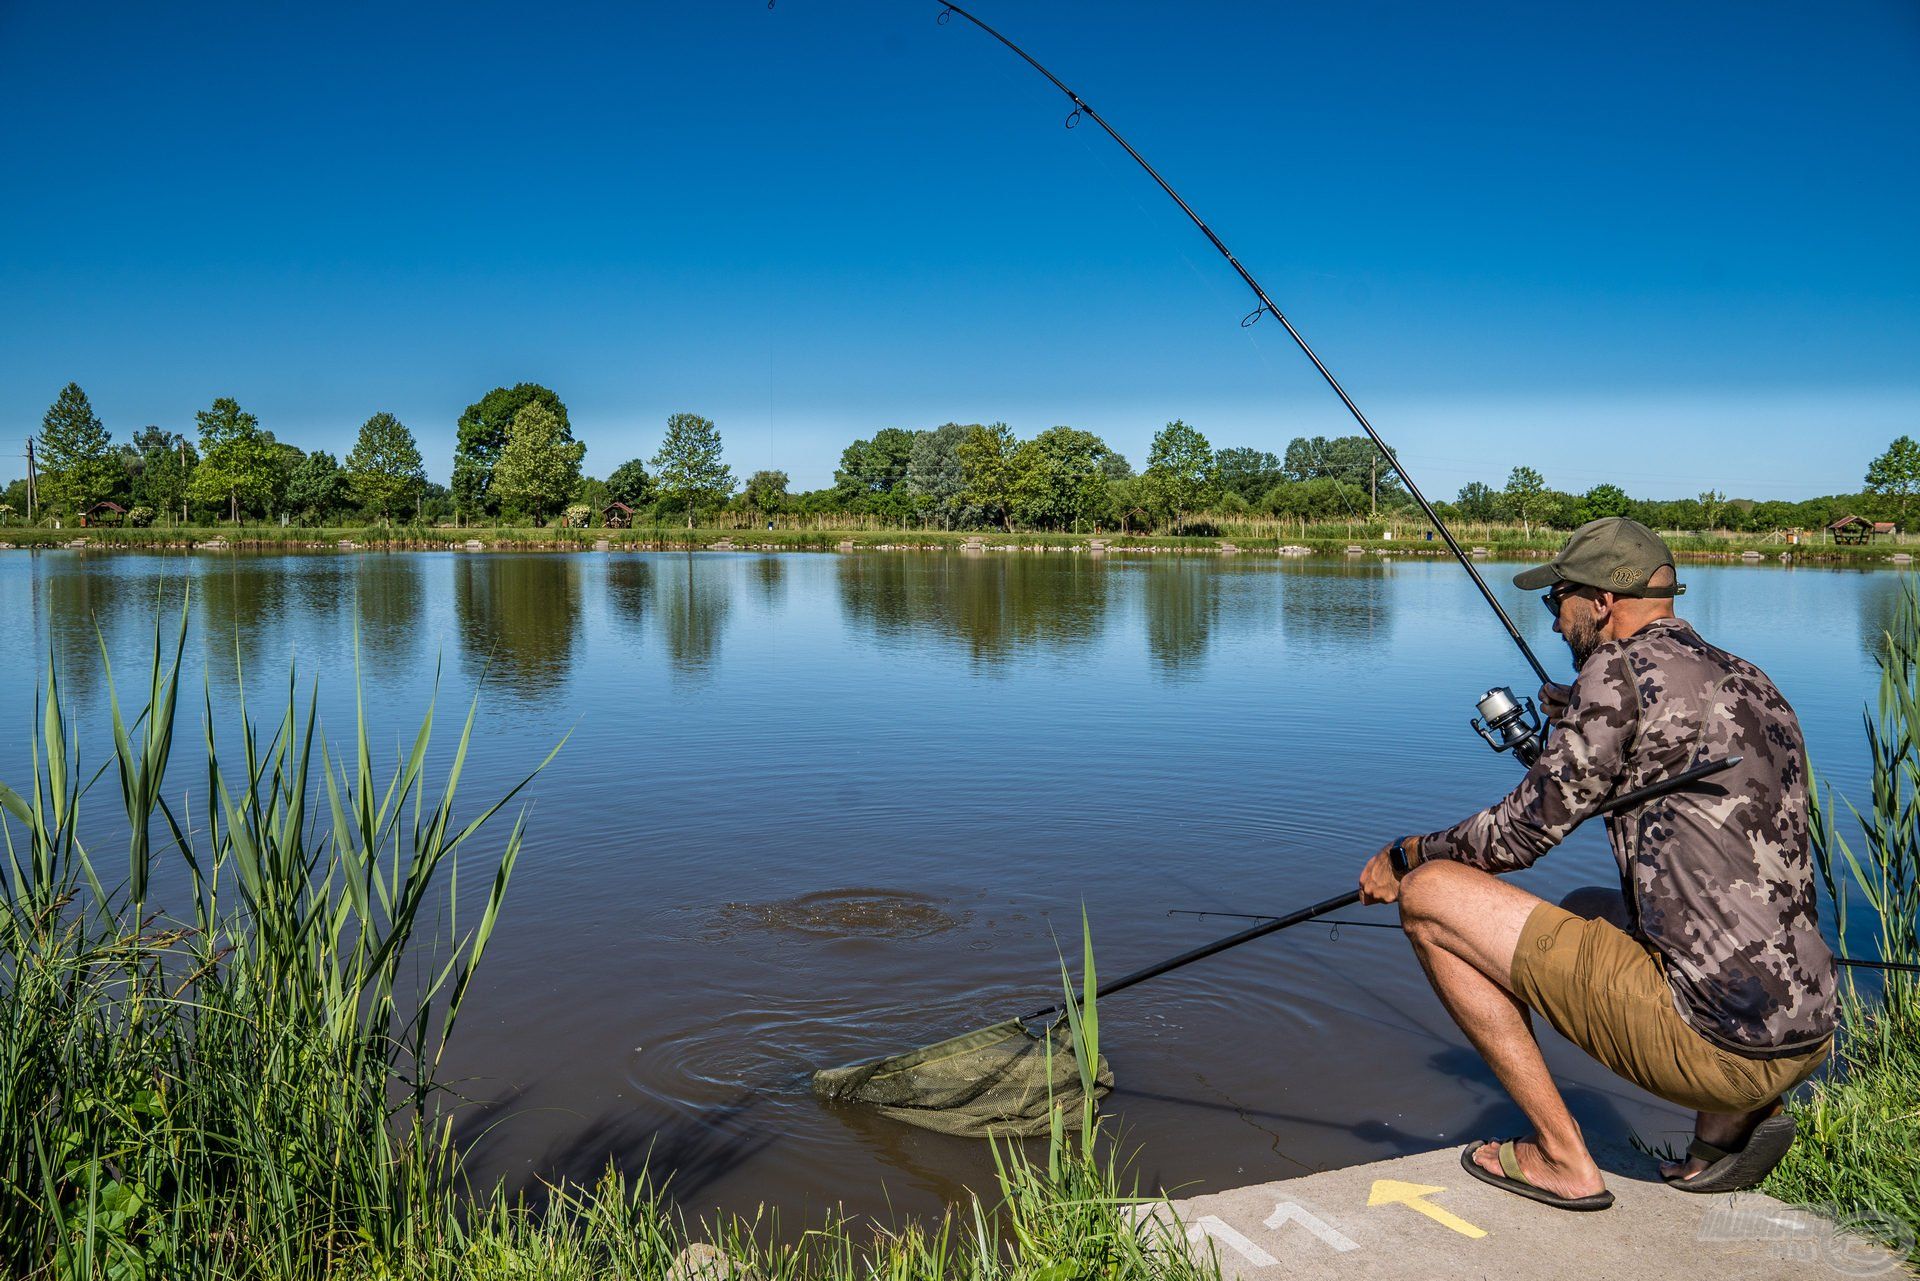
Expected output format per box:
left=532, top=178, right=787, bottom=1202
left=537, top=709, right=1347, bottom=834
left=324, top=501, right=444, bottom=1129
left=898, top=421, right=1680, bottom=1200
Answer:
left=811, top=1017, right=1114, bottom=1138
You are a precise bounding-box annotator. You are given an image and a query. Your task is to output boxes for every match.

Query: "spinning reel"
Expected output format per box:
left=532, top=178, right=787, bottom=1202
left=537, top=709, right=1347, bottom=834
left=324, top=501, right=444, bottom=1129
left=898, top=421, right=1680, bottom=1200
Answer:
left=1471, top=686, right=1548, bottom=767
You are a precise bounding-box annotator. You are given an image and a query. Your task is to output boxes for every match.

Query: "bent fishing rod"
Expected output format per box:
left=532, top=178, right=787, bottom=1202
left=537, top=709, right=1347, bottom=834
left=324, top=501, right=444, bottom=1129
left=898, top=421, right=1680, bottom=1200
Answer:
left=1017, top=754, right=1742, bottom=1026
left=910, top=4, right=1552, bottom=694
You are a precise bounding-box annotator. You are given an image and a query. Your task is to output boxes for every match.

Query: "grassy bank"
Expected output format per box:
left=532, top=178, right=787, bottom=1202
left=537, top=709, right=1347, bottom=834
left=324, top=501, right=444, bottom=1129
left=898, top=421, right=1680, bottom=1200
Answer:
left=0, top=613, right=1213, bottom=1280
left=1, top=520, right=1911, bottom=565
left=1764, top=587, right=1920, bottom=1262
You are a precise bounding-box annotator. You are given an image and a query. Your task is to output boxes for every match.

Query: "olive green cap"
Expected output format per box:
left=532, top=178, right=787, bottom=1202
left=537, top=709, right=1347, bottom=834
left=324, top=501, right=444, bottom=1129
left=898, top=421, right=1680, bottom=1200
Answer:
left=1511, top=517, right=1685, bottom=598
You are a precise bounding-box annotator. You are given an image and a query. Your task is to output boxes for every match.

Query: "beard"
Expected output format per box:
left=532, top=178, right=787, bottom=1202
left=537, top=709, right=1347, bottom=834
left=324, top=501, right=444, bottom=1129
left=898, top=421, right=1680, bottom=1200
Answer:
left=1562, top=608, right=1604, bottom=669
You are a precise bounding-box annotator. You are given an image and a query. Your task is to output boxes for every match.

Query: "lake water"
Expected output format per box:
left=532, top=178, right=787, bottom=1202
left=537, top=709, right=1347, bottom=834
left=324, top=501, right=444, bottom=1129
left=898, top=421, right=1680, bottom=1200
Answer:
left=0, top=548, right=1904, bottom=1223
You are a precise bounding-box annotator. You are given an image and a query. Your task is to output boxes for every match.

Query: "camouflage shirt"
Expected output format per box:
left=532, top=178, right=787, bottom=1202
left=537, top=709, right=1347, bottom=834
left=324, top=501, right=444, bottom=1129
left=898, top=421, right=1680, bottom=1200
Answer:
left=1421, top=617, right=1837, bottom=1056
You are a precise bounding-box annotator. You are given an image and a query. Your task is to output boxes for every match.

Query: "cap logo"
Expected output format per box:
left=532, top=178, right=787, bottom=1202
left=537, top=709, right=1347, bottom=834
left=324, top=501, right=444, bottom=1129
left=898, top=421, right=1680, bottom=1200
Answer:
left=1609, top=566, right=1642, bottom=588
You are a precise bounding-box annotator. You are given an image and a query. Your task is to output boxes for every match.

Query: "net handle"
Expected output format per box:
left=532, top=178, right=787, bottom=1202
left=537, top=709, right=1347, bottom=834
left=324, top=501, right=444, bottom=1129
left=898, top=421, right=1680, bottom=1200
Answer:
left=1022, top=754, right=1742, bottom=1024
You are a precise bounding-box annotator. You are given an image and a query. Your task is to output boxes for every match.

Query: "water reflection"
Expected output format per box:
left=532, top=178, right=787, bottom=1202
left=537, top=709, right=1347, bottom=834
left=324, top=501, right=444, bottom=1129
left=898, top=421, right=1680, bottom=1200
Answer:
left=605, top=557, right=653, bottom=631
left=354, top=556, right=426, bottom=679
left=750, top=555, right=787, bottom=611
left=38, top=560, right=166, bottom=705
left=1278, top=560, right=1393, bottom=648
left=654, top=554, right=732, bottom=680
left=1141, top=559, right=1220, bottom=676
left=452, top=555, right=583, bottom=697
left=1855, top=571, right=1905, bottom=664
left=835, top=553, right=1110, bottom=664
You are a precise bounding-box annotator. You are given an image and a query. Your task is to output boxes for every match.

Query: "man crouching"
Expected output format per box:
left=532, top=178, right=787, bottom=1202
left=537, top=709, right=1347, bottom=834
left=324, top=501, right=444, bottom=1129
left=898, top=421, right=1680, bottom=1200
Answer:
left=1359, top=517, right=1836, bottom=1211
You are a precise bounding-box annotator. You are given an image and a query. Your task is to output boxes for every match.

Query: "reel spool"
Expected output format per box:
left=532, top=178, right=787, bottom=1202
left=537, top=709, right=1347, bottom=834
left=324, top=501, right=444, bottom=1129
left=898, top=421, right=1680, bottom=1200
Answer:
left=1471, top=686, right=1547, bottom=767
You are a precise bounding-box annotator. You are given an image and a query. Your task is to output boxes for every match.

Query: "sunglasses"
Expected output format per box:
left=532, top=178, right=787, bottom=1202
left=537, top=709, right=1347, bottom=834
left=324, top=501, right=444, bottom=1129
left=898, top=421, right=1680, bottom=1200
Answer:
left=1541, top=585, right=1584, bottom=616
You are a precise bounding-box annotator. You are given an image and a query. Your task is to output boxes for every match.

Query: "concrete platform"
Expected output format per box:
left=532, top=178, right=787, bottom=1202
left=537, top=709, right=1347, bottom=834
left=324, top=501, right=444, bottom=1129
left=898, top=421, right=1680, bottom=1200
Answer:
left=1146, top=1136, right=1907, bottom=1279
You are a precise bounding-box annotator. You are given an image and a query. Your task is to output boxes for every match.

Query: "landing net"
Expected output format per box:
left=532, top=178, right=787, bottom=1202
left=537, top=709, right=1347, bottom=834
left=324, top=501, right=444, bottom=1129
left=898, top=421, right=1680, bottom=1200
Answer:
left=811, top=1016, right=1113, bottom=1138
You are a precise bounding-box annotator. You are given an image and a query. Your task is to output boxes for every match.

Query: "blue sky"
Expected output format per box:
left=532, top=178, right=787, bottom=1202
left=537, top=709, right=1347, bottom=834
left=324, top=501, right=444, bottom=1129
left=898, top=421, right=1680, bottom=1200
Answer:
left=3, top=0, right=1916, bottom=497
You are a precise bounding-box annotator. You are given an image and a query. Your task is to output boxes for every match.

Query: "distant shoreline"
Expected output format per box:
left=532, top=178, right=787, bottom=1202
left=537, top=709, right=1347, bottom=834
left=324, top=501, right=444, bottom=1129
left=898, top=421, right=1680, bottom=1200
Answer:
left=0, top=524, right=1910, bottom=566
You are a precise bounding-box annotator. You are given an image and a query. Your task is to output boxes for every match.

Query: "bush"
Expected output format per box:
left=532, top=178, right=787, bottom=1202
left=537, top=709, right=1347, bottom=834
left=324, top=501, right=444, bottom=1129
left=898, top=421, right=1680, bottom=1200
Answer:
left=125, top=505, right=155, bottom=527
left=563, top=503, right=592, bottom=528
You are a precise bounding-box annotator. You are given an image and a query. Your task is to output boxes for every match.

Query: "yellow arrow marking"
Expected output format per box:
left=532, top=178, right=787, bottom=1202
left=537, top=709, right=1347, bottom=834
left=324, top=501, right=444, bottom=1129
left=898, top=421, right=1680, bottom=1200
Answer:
left=1367, top=1179, right=1487, bottom=1239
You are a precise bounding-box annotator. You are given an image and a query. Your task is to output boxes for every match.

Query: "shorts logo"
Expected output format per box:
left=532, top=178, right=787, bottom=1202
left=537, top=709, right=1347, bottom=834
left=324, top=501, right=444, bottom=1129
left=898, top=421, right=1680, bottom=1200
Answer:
left=1610, top=566, right=1642, bottom=588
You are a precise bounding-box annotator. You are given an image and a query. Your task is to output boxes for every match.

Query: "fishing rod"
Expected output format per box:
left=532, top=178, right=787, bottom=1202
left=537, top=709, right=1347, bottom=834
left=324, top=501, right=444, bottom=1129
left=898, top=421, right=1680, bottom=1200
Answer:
left=1165, top=908, right=1920, bottom=975
left=1017, top=754, right=1743, bottom=1025
left=906, top=1, right=1558, bottom=756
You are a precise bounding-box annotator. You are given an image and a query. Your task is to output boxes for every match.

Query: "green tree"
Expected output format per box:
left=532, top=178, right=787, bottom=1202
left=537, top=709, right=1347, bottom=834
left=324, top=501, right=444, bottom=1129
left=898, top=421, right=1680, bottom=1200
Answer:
left=491, top=403, right=586, bottom=525
left=1283, top=434, right=1402, bottom=510
left=1262, top=476, right=1352, bottom=521
left=957, top=422, right=1019, bottom=531
left=741, top=469, right=791, bottom=515
left=189, top=398, right=277, bottom=523
left=36, top=383, right=118, bottom=518
left=1865, top=436, right=1920, bottom=525
left=1577, top=482, right=1632, bottom=522
left=453, top=383, right=570, bottom=518
left=903, top=423, right=980, bottom=529
left=1455, top=481, right=1500, bottom=522
left=1214, top=447, right=1283, bottom=503
left=346, top=412, right=427, bottom=524
left=833, top=427, right=916, bottom=509
left=1697, top=489, right=1727, bottom=531
left=125, top=427, right=197, bottom=524
left=265, top=436, right=303, bottom=519
left=1503, top=466, right=1548, bottom=536
left=1009, top=427, right=1116, bottom=530
left=649, top=413, right=734, bottom=528
left=286, top=450, right=347, bottom=524
left=605, top=459, right=656, bottom=509
left=1144, top=419, right=1216, bottom=530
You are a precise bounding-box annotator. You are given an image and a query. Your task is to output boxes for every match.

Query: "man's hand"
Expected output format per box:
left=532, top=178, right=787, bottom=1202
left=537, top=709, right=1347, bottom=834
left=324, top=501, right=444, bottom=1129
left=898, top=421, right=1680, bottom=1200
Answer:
left=1538, top=680, right=1573, bottom=721
left=1359, top=842, right=1405, bottom=905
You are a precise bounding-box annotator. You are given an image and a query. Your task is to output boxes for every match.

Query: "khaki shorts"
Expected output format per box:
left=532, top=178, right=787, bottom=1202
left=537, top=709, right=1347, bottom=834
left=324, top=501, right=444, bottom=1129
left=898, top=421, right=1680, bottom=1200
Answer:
left=1510, top=902, right=1829, bottom=1114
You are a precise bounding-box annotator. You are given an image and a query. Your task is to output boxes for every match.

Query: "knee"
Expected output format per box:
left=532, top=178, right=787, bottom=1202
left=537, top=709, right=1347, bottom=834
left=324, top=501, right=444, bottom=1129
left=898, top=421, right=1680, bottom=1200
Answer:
left=1397, top=858, right=1470, bottom=932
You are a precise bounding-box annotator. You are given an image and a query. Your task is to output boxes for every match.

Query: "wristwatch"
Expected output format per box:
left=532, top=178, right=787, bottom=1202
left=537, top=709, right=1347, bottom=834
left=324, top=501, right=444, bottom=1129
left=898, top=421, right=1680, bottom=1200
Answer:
left=1389, top=838, right=1414, bottom=876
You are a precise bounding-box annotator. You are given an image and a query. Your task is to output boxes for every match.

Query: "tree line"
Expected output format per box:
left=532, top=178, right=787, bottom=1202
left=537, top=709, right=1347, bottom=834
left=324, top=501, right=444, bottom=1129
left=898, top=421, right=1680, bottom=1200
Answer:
left=8, top=380, right=1917, bottom=535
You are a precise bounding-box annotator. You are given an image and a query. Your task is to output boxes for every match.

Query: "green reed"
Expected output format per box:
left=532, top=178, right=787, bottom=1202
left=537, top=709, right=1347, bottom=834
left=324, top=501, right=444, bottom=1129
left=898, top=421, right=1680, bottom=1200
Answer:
left=0, top=603, right=556, bottom=1277
left=1, top=607, right=1214, bottom=1279
left=1770, top=581, right=1920, bottom=1259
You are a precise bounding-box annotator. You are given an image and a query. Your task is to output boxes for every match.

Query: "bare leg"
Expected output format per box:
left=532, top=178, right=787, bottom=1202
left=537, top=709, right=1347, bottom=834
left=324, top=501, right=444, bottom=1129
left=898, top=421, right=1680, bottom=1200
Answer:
left=1398, top=860, right=1607, bottom=1199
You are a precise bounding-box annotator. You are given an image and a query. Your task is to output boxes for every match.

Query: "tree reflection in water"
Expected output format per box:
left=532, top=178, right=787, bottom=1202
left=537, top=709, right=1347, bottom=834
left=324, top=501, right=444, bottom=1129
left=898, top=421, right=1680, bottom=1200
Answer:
left=653, top=553, right=732, bottom=681
left=1276, top=559, right=1392, bottom=651
left=352, top=555, right=426, bottom=679
left=835, top=552, right=1110, bottom=665
left=453, top=554, right=583, bottom=698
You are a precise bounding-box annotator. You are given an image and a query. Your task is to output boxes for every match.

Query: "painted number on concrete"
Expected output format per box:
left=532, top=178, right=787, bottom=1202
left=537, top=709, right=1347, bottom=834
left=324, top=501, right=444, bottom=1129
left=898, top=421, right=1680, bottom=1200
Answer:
left=1264, top=1200, right=1361, bottom=1252
left=1186, top=1215, right=1279, bottom=1268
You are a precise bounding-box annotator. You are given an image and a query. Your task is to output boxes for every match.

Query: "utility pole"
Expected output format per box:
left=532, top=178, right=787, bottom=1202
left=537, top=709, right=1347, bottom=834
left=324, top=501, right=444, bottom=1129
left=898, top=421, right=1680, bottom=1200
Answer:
left=179, top=439, right=189, bottom=525
left=1369, top=454, right=1377, bottom=517
left=25, top=439, right=37, bottom=522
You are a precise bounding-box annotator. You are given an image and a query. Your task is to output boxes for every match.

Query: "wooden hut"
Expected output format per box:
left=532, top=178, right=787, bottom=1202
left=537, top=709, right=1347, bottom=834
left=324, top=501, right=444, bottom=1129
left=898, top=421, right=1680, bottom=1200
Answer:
left=79, top=501, right=126, bottom=528
left=1829, top=514, right=1897, bottom=545
left=602, top=501, right=636, bottom=529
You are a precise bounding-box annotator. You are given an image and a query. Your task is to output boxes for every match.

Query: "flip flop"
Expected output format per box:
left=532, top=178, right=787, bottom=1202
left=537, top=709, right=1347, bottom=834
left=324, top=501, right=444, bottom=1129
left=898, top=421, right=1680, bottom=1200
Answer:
left=1459, top=1139, right=1616, bottom=1212
left=1664, top=1113, right=1797, bottom=1194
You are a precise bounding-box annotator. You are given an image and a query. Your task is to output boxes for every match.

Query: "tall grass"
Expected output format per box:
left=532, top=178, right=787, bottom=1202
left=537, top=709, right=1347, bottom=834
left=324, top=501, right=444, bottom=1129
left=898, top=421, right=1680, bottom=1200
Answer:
left=1770, top=583, right=1920, bottom=1259
left=0, top=607, right=556, bottom=1276
left=0, top=609, right=1213, bottom=1279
